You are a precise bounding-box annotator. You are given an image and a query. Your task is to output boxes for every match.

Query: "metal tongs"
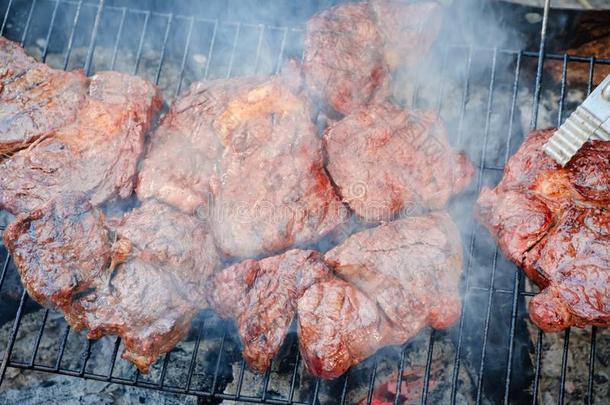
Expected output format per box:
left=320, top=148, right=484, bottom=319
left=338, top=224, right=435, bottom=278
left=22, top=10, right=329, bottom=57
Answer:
left=544, top=74, right=610, bottom=166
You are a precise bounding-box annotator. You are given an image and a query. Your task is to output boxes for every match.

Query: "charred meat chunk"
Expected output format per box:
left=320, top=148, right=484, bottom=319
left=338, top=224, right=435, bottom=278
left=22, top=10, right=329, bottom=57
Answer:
left=139, top=75, right=345, bottom=258
left=476, top=129, right=610, bottom=331
left=66, top=258, right=200, bottom=372
left=303, top=2, right=388, bottom=115
left=297, top=278, right=394, bottom=380
left=0, top=71, right=162, bottom=214
left=324, top=212, right=464, bottom=333
left=209, top=78, right=346, bottom=258
left=6, top=197, right=219, bottom=373
left=136, top=78, right=261, bottom=214
left=64, top=200, right=219, bottom=372
left=3, top=193, right=111, bottom=309
left=302, top=1, right=442, bottom=116
left=324, top=102, right=473, bottom=222
left=0, top=37, right=88, bottom=156
left=298, top=213, right=464, bottom=379
left=211, top=249, right=332, bottom=373
left=109, top=199, right=219, bottom=304
left=525, top=207, right=610, bottom=331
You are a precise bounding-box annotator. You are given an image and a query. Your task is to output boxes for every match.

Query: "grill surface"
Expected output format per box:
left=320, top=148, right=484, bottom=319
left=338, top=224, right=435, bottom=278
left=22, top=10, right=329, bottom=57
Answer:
left=0, top=0, right=608, bottom=404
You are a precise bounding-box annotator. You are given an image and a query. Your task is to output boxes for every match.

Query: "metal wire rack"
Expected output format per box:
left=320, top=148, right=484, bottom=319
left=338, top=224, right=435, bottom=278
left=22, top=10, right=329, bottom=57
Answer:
left=0, top=0, right=608, bottom=403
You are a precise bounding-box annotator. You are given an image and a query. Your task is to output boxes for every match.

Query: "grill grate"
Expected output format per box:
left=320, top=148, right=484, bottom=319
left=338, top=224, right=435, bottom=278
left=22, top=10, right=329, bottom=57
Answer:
left=0, top=0, right=608, bottom=404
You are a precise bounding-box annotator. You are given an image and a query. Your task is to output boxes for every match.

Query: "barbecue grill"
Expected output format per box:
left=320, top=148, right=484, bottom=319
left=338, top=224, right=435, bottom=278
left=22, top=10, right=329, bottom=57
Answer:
left=0, top=0, right=607, bottom=403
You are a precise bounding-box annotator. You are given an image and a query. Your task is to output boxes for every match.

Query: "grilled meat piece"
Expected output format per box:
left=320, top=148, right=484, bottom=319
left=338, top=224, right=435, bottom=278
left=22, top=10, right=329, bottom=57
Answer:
left=303, top=2, right=388, bottom=115
left=324, top=212, right=464, bottom=333
left=109, top=199, right=219, bottom=304
left=324, top=102, right=474, bottom=222
left=476, top=129, right=610, bottom=331
left=0, top=71, right=161, bottom=214
left=138, top=74, right=344, bottom=258
left=211, top=250, right=332, bottom=373
left=66, top=257, right=200, bottom=372
left=298, top=213, right=463, bottom=379
left=368, top=0, right=442, bottom=70
left=136, top=78, right=260, bottom=214
left=297, top=278, right=393, bottom=380
left=209, top=78, right=346, bottom=258
left=3, top=193, right=111, bottom=309
left=0, top=37, right=88, bottom=156
left=525, top=207, right=610, bottom=331
left=6, top=197, right=219, bottom=372
left=64, top=199, right=219, bottom=372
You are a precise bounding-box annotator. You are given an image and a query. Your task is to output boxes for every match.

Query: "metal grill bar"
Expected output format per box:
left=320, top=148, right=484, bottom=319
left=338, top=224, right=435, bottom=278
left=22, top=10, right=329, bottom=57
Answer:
left=132, top=11, right=150, bottom=75
left=28, top=309, right=49, bottom=367
left=54, top=325, right=70, bottom=371
left=153, top=13, right=173, bottom=86
left=185, top=318, right=205, bottom=392
left=586, top=327, right=597, bottom=405
left=531, top=330, right=543, bottom=404
left=83, top=0, right=104, bottom=75
left=0, top=0, right=13, bottom=35
left=210, top=328, right=228, bottom=395
left=530, top=0, right=551, bottom=131
left=451, top=47, right=501, bottom=404
left=254, top=24, right=266, bottom=74
left=558, top=329, right=571, bottom=404
left=500, top=52, right=523, bottom=403
left=338, top=370, right=350, bottom=404
left=420, top=329, right=436, bottom=405
left=109, top=7, right=126, bottom=70
left=62, top=0, right=83, bottom=70
left=19, top=0, right=36, bottom=46
left=0, top=253, right=11, bottom=292
left=287, top=346, right=301, bottom=403
left=0, top=290, right=27, bottom=383
left=106, top=337, right=121, bottom=380
left=78, top=340, right=92, bottom=377
left=226, top=22, right=242, bottom=78
left=474, top=49, right=500, bottom=405
left=40, top=0, right=59, bottom=63
left=174, top=16, right=195, bottom=96
left=454, top=48, right=473, bottom=147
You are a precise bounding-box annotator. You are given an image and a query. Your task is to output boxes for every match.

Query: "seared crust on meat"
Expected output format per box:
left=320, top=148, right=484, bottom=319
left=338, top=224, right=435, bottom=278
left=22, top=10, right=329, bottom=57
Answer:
left=476, top=129, right=610, bottom=331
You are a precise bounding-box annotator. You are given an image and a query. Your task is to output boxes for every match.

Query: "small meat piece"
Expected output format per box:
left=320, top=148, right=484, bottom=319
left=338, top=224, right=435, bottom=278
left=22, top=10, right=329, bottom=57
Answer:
left=298, top=213, right=463, bottom=379
left=136, top=78, right=261, bottom=214
left=303, top=2, right=388, bottom=115
left=476, top=189, right=553, bottom=269
left=0, top=71, right=162, bottom=214
left=3, top=193, right=110, bottom=309
left=324, top=102, right=474, bottom=222
left=110, top=199, right=219, bottom=304
left=368, top=1, right=442, bottom=70
left=209, top=79, right=346, bottom=258
left=325, top=212, right=464, bottom=336
left=66, top=259, right=200, bottom=372
left=297, top=278, right=395, bottom=380
left=211, top=249, right=331, bottom=373
left=476, top=128, right=610, bottom=331
left=524, top=208, right=610, bottom=331
left=0, top=37, right=88, bottom=155
left=64, top=199, right=219, bottom=372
